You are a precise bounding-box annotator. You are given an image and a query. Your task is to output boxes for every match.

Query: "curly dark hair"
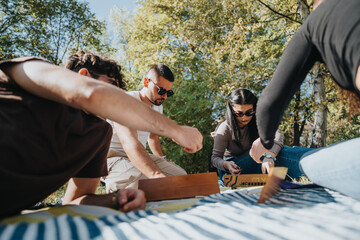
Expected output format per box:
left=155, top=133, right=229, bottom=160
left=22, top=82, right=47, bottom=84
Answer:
left=65, top=51, right=126, bottom=90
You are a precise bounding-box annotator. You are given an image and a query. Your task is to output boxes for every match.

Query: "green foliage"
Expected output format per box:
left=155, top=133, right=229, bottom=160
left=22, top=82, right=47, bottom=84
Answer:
left=108, top=0, right=356, bottom=173
left=0, top=0, right=113, bottom=64
left=326, top=79, right=360, bottom=144
left=1, top=0, right=356, bottom=175
left=109, top=0, right=306, bottom=173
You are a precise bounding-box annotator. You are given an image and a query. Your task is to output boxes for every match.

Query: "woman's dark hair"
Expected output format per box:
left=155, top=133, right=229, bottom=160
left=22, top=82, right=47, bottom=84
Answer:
left=225, top=88, right=259, bottom=143
left=65, top=51, right=126, bottom=90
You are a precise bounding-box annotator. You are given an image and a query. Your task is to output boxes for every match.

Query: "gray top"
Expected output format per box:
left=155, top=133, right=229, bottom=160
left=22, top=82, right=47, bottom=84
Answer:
left=211, top=121, right=283, bottom=171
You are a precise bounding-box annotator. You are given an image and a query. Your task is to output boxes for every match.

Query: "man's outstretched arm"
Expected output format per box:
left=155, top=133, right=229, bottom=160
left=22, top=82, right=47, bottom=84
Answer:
left=115, top=123, right=166, bottom=179
left=3, top=60, right=203, bottom=153
left=62, top=178, right=146, bottom=212
left=148, top=133, right=164, bottom=157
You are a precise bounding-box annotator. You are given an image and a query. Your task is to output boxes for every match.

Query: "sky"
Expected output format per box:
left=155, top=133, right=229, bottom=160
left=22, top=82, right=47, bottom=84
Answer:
left=85, top=0, right=138, bottom=19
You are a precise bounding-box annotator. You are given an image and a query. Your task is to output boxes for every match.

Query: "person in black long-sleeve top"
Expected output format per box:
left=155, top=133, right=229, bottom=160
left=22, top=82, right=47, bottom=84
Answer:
left=250, top=0, right=360, bottom=200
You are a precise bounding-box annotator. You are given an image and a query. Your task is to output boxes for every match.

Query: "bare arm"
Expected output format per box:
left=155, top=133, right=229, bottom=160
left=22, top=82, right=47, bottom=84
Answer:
left=4, top=60, right=203, bottom=153
left=148, top=133, right=164, bottom=157
left=62, top=178, right=146, bottom=212
left=115, top=123, right=166, bottom=178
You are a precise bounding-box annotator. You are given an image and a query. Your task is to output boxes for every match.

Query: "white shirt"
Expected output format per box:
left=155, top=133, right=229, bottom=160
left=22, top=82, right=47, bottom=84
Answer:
left=107, top=91, right=163, bottom=156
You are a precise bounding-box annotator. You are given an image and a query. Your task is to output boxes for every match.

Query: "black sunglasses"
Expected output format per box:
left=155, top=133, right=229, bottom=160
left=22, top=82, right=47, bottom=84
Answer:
left=148, top=78, right=174, bottom=97
left=233, top=110, right=256, bottom=118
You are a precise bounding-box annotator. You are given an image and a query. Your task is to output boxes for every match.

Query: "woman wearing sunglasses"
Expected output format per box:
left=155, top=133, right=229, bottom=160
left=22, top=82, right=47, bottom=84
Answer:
left=211, top=88, right=311, bottom=184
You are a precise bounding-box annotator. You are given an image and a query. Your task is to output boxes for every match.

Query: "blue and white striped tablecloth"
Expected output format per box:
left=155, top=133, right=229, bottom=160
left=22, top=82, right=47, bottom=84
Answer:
left=1, top=187, right=360, bottom=239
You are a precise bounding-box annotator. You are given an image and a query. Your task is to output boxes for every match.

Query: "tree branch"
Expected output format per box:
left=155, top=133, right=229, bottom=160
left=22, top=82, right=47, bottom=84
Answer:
left=256, top=0, right=302, bottom=24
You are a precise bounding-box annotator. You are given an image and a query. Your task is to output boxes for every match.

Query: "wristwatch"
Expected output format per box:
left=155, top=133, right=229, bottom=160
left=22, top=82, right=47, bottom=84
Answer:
left=261, top=153, right=276, bottom=162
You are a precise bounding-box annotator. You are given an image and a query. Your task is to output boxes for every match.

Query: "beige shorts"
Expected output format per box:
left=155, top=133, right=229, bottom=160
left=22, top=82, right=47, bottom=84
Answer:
left=101, top=150, right=187, bottom=193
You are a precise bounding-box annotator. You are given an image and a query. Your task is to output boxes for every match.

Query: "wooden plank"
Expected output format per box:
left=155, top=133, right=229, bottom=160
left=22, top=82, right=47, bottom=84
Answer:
left=223, top=174, right=268, bottom=188
left=138, top=172, right=220, bottom=202
left=257, top=167, right=288, bottom=203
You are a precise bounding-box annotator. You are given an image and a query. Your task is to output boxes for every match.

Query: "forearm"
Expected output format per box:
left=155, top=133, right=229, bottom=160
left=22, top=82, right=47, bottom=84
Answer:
left=63, top=178, right=146, bottom=212
left=211, top=155, right=226, bottom=171
left=148, top=135, right=164, bottom=156
left=211, top=130, right=228, bottom=171
left=124, top=143, right=165, bottom=178
left=85, top=90, right=180, bottom=140
left=6, top=60, right=181, bottom=140
left=269, top=130, right=284, bottom=156
left=64, top=192, right=115, bottom=209
left=257, top=29, right=318, bottom=149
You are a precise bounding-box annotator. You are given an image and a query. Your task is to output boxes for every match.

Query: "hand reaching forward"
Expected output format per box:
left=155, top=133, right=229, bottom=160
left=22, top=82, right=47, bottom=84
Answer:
left=249, top=138, right=267, bottom=163
left=261, top=158, right=275, bottom=174
left=224, top=161, right=242, bottom=175
left=172, top=125, right=203, bottom=153
left=115, top=189, right=146, bottom=212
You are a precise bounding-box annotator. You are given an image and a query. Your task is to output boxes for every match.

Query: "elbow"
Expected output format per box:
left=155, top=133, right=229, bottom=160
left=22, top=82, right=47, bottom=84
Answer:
left=68, top=82, right=106, bottom=111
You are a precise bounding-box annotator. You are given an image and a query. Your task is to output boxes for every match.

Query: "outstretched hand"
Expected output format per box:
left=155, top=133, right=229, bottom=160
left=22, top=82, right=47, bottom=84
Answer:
left=249, top=138, right=267, bottom=163
left=116, top=189, right=146, bottom=212
left=261, top=158, right=275, bottom=174
left=172, top=125, right=203, bottom=153
left=224, top=161, right=242, bottom=175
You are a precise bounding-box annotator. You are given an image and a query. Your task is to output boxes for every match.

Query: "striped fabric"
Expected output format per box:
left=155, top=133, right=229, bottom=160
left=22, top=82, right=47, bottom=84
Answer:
left=1, top=188, right=360, bottom=239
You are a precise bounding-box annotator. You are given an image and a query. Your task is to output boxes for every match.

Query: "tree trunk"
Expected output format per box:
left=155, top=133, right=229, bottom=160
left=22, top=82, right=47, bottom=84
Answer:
left=298, top=0, right=327, bottom=148
left=310, top=63, right=327, bottom=148
left=291, top=0, right=310, bottom=146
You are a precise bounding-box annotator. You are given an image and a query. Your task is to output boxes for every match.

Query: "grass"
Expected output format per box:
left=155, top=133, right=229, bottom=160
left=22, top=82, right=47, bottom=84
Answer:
left=287, top=175, right=312, bottom=184
left=45, top=181, right=107, bottom=203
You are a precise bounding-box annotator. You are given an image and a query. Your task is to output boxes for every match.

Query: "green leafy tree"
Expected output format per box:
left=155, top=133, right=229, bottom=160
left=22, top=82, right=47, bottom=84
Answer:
left=110, top=0, right=306, bottom=173
left=110, top=0, right=356, bottom=173
left=0, top=0, right=113, bottom=64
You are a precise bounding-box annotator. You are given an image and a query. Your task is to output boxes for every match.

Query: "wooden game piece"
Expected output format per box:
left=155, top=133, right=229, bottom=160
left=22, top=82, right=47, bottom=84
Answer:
left=138, top=172, right=220, bottom=202
left=257, top=167, right=288, bottom=203
left=223, top=174, right=268, bottom=188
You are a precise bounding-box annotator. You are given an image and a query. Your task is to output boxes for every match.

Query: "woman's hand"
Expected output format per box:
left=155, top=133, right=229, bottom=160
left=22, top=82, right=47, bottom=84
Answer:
left=224, top=161, right=242, bottom=175
left=261, top=157, right=275, bottom=174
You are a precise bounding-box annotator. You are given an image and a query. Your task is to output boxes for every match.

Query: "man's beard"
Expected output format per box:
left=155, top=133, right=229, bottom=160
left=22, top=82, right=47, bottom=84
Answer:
left=149, top=98, right=164, bottom=106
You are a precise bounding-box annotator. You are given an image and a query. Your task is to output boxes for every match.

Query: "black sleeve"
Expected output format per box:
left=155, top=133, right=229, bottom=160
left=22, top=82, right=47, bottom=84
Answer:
left=256, top=26, right=321, bottom=149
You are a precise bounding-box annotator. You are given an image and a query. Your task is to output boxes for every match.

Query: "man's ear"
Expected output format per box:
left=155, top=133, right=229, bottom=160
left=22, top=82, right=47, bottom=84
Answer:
left=143, top=77, right=150, bottom=87
left=78, top=68, right=91, bottom=77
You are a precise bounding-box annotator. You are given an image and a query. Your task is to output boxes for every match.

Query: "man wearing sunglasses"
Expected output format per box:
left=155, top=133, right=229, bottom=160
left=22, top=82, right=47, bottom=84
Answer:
left=102, top=64, right=187, bottom=192
left=0, top=52, right=203, bottom=218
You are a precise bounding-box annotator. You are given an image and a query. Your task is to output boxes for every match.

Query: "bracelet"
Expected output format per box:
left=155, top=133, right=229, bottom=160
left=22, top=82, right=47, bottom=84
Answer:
left=261, top=153, right=277, bottom=162
left=111, top=190, right=120, bottom=209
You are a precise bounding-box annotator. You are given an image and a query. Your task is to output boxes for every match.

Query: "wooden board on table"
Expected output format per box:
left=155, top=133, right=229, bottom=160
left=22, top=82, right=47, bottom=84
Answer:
left=223, top=174, right=268, bottom=188
left=138, top=172, right=220, bottom=202
left=258, top=167, right=288, bottom=203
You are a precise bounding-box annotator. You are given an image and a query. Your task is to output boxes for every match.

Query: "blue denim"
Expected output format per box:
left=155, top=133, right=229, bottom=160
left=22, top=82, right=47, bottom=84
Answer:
left=219, top=146, right=313, bottom=182
left=299, top=137, right=360, bottom=200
